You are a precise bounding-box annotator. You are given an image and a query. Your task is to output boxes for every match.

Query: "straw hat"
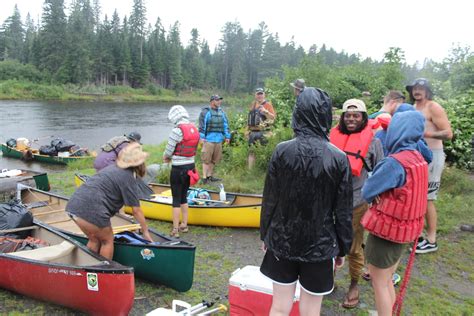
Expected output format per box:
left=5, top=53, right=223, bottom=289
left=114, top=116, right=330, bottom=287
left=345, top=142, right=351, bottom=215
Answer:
left=117, top=143, right=149, bottom=169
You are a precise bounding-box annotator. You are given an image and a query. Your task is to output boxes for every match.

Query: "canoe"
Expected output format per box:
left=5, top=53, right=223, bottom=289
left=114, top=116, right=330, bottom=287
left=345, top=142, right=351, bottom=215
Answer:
left=0, top=220, right=134, bottom=315
left=1, top=143, right=93, bottom=165
left=18, top=186, right=196, bottom=292
left=0, top=169, right=50, bottom=194
left=75, top=174, right=262, bottom=228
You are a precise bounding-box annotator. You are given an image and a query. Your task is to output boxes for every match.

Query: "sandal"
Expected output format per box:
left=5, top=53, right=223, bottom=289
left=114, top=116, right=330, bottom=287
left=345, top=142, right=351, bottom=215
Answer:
left=170, top=228, right=180, bottom=238
left=179, top=224, right=189, bottom=233
left=342, top=293, right=359, bottom=309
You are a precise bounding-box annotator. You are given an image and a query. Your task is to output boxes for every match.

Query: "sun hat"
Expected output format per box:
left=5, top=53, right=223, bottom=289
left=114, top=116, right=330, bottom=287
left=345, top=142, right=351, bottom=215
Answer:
left=342, top=99, right=367, bottom=113
left=117, top=143, right=149, bottom=169
left=290, top=79, right=305, bottom=91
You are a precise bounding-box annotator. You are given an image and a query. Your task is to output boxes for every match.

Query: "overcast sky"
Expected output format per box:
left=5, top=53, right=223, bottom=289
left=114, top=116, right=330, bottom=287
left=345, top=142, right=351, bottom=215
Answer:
left=1, top=0, right=473, bottom=65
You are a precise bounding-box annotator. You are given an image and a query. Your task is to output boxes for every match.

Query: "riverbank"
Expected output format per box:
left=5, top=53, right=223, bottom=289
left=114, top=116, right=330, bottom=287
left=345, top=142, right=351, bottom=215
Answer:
left=0, top=80, right=250, bottom=104
left=1, top=147, right=472, bottom=314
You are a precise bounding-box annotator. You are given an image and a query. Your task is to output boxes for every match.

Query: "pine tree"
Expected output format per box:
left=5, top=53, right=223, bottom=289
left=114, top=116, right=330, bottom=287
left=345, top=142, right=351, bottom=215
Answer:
left=38, top=0, right=68, bottom=80
left=2, top=5, right=24, bottom=61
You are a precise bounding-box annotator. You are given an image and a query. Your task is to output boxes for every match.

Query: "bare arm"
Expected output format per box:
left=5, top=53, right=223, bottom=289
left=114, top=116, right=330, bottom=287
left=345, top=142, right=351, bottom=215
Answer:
left=132, top=206, right=153, bottom=242
left=425, top=103, right=453, bottom=140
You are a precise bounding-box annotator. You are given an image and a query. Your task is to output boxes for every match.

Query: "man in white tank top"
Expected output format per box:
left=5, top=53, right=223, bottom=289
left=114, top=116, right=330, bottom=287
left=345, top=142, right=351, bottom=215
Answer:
left=406, top=78, right=453, bottom=254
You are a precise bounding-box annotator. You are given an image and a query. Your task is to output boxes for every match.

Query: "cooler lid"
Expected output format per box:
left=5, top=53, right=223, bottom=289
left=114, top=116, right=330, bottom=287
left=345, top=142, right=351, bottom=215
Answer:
left=229, top=265, right=300, bottom=299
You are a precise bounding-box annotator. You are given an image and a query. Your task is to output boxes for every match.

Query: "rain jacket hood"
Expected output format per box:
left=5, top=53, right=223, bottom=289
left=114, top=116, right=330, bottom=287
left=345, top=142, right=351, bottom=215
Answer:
left=292, top=87, right=332, bottom=139
left=386, top=111, right=425, bottom=155
left=168, top=105, right=190, bottom=126
left=260, top=87, right=353, bottom=262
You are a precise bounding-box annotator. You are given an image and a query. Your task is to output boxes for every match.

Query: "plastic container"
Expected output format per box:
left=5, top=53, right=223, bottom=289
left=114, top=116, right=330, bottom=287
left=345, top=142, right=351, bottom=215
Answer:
left=58, top=152, right=70, bottom=157
left=219, top=184, right=226, bottom=201
left=228, top=265, right=300, bottom=315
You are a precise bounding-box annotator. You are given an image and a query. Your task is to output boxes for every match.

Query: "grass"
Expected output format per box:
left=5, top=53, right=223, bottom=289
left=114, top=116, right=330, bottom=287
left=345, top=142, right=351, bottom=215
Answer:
left=1, top=151, right=473, bottom=314
left=0, top=80, right=251, bottom=105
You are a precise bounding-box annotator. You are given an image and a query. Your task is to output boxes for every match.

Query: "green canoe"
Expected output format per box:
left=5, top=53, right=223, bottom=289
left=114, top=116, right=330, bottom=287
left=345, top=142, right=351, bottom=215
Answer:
left=1, top=143, right=94, bottom=165
left=19, top=186, right=196, bottom=292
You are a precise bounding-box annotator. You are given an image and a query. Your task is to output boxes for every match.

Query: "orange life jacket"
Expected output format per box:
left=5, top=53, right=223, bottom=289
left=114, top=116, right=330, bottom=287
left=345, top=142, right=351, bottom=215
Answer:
left=174, top=123, right=200, bottom=157
left=361, top=150, right=428, bottom=243
left=329, top=120, right=377, bottom=176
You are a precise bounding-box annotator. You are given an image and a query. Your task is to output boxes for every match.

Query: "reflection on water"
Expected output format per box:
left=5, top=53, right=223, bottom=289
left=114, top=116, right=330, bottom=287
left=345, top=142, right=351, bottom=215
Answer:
left=0, top=100, right=207, bottom=171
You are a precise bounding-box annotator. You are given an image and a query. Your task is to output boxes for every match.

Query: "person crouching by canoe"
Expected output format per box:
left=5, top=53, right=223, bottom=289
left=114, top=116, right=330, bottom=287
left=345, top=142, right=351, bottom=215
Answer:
left=66, top=143, right=153, bottom=259
left=260, top=87, right=353, bottom=316
left=329, top=99, right=384, bottom=309
left=361, top=111, right=428, bottom=315
left=163, top=105, right=200, bottom=238
left=93, top=132, right=142, bottom=172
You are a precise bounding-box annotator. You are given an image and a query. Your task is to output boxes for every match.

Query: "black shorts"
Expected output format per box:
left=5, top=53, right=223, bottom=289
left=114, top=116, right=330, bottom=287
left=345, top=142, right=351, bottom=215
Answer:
left=170, top=164, right=194, bottom=207
left=260, top=250, right=335, bottom=295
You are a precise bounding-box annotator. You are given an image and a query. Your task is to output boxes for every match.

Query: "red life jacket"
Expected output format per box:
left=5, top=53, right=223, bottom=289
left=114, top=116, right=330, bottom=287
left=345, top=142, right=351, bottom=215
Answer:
left=361, top=150, right=428, bottom=243
left=174, top=123, right=200, bottom=157
left=329, top=120, right=377, bottom=176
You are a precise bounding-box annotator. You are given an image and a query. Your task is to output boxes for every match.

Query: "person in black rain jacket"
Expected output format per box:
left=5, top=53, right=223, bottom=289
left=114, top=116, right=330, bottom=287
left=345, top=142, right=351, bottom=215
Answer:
left=260, top=87, right=353, bottom=316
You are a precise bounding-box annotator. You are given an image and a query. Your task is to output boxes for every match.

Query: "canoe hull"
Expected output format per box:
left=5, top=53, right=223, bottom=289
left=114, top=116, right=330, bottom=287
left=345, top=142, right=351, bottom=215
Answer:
left=70, top=234, right=196, bottom=292
left=1, top=144, right=93, bottom=165
left=0, top=221, right=134, bottom=315
left=130, top=199, right=261, bottom=228
left=0, top=258, right=134, bottom=315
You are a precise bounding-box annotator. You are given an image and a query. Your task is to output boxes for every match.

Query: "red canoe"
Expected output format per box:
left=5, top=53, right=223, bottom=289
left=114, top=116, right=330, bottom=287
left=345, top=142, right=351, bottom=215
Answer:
left=0, top=221, right=134, bottom=315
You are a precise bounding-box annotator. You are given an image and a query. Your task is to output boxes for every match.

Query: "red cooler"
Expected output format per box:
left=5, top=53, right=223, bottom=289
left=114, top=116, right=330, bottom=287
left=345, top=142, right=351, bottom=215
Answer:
left=229, top=265, right=300, bottom=315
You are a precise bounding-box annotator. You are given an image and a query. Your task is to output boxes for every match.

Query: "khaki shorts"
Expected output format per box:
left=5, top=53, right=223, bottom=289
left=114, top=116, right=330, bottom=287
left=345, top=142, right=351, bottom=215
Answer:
left=201, top=141, right=222, bottom=165
left=428, top=149, right=446, bottom=201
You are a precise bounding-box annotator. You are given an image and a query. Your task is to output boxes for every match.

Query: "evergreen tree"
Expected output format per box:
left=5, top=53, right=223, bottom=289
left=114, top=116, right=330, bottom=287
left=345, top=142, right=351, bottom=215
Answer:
left=147, top=17, right=166, bottom=86
left=166, top=21, right=183, bottom=90
left=1, top=5, right=24, bottom=61
left=38, top=0, right=68, bottom=80
left=183, top=28, right=204, bottom=88
left=23, top=13, right=37, bottom=64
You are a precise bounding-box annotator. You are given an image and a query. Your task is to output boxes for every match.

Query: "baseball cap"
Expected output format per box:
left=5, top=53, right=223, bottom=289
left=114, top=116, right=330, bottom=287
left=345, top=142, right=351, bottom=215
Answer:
left=210, top=95, right=223, bottom=101
left=342, top=99, right=367, bottom=113
left=255, top=88, right=264, bottom=94
left=290, top=79, right=305, bottom=91
left=126, top=131, right=142, bottom=143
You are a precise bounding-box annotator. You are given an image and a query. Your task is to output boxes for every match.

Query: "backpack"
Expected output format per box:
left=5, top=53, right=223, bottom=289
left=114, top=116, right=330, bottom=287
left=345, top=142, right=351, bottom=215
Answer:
left=187, top=189, right=210, bottom=205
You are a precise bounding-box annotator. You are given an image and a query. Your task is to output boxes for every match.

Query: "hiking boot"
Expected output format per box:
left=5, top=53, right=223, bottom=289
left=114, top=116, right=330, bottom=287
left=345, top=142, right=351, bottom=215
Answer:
left=414, top=237, right=438, bottom=254
left=200, top=178, right=208, bottom=185
left=208, top=176, right=222, bottom=182
left=392, top=273, right=401, bottom=286
left=170, top=228, right=179, bottom=238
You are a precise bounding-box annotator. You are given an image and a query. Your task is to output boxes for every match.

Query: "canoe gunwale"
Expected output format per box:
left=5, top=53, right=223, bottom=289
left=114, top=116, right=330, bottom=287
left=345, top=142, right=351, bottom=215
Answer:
left=0, top=220, right=134, bottom=275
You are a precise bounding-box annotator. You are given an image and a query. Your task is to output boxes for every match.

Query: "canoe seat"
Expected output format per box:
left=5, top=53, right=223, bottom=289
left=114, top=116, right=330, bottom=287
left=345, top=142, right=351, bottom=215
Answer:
left=10, top=241, right=75, bottom=262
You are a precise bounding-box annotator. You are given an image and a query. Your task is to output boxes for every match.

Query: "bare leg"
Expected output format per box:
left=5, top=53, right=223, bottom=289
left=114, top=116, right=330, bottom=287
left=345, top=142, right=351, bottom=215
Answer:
left=207, top=163, right=215, bottom=177
left=270, top=283, right=296, bottom=316
left=299, top=289, right=323, bottom=316
left=426, top=201, right=437, bottom=243
left=180, top=203, right=189, bottom=227
left=202, top=163, right=209, bottom=179
left=369, top=264, right=395, bottom=316
left=73, top=217, right=114, bottom=259
left=248, top=153, right=256, bottom=169
left=172, top=207, right=181, bottom=229
left=96, top=226, right=114, bottom=260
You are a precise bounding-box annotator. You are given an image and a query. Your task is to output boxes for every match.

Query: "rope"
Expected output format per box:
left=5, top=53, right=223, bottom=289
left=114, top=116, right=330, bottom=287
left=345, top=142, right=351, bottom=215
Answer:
left=393, top=237, right=419, bottom=316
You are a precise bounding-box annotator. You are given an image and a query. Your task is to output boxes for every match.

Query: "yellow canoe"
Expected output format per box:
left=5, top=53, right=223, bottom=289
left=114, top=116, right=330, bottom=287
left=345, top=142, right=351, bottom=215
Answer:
left=74, top=174, right=262, bottom=228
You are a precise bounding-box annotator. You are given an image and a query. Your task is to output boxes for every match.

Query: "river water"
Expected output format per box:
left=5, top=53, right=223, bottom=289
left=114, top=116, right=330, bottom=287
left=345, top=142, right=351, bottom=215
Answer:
left=0, top=100, right=207, bottom=172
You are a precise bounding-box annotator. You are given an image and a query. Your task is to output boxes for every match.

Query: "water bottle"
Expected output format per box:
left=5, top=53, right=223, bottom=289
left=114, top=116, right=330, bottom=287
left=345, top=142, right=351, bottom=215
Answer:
left=219, top=184, right=226, bottom=201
